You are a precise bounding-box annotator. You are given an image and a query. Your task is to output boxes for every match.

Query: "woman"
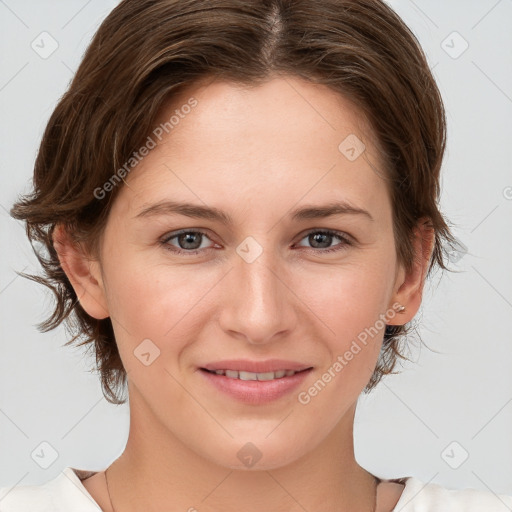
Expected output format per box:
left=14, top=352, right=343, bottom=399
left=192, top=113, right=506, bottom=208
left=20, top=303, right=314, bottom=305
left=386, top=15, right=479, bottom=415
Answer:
left=2, top=0, right=511, bottom=511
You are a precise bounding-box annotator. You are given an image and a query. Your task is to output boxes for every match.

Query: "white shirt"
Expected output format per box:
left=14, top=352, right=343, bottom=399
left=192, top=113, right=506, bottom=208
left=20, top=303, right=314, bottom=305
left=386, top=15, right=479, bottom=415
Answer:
left=1, top=467, right=511, bottom=511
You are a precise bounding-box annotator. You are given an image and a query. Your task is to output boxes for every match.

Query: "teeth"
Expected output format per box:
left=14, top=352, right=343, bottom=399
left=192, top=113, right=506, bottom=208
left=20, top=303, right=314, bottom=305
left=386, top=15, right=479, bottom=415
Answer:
left=209, top=369, right=301, bottom=380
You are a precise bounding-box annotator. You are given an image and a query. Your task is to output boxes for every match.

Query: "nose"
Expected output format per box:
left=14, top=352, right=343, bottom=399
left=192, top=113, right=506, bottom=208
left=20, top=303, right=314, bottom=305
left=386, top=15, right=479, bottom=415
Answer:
left=217, top=243, right=298, bottom=345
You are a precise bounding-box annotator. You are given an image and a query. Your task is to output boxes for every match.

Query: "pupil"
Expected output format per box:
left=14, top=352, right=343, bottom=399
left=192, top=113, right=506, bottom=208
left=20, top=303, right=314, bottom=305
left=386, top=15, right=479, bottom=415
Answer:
left=312, top=232, right=331, bottom=248
left=180, top=232, right=201, bottom=249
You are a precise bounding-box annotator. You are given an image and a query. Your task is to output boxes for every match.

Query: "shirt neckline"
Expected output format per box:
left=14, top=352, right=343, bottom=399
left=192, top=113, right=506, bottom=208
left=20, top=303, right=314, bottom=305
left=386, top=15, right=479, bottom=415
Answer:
left=66, top=467, right=418, bottom=511
left=386, top=475, right=425, bottom=511
left=65, top=466, right=105, bottom=509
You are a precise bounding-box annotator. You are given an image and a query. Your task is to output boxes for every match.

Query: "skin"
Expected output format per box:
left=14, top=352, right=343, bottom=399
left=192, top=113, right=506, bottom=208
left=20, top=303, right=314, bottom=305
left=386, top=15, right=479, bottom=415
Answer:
left=54, top=75, right=434, bottom=512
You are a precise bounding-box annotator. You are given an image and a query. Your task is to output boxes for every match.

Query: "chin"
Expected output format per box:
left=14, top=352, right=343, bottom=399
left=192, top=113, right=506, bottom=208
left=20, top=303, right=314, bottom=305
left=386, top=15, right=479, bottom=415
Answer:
left=202, top=436, right=312, bottom=472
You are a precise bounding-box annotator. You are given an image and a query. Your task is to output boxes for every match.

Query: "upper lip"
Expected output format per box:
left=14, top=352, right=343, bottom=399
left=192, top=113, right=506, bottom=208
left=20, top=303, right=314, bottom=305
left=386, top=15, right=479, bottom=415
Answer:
left=201, top=359, right=313, bottom=373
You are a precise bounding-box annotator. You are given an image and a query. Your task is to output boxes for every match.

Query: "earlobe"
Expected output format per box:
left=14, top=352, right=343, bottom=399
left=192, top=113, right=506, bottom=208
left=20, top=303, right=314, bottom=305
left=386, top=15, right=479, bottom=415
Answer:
left=388, top=219, right=435, bottom=325
left=52, top=224, right=110, bottom=320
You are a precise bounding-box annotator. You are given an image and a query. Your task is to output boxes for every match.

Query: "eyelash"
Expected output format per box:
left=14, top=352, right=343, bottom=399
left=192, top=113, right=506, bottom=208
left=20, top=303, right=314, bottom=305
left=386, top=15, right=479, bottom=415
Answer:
left=159, top=229, right=353, bottom=256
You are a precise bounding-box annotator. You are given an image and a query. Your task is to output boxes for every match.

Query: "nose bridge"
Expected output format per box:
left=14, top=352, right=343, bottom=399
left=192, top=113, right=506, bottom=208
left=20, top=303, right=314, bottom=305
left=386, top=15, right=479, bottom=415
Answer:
left=219, top=235, right=296, bottom=343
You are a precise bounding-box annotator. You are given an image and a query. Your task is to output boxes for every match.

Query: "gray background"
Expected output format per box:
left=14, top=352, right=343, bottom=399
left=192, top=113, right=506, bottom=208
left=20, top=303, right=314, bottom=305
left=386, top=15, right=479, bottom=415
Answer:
left=1, top=0, right=511, bottom=499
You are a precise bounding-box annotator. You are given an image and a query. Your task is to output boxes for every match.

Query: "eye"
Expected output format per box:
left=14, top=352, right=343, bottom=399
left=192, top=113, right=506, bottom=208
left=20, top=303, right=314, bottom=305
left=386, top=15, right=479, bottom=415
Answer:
left=160, top=228, right=353, bottom=256
left=160, top=230, right=215, bottom=255
left=295, top=229, right=353, bottom=254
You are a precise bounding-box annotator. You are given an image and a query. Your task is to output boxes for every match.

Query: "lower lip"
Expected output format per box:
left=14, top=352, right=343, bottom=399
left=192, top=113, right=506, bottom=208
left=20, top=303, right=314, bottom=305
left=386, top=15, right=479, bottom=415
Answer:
left=199, top=368, right=313, bottom=405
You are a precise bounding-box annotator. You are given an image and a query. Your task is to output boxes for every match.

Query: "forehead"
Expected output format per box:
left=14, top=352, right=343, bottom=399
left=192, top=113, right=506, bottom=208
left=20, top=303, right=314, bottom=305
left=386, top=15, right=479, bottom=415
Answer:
left=156, top=75, right=376, bottom=150
left=115, top=76, right=389, bottom=221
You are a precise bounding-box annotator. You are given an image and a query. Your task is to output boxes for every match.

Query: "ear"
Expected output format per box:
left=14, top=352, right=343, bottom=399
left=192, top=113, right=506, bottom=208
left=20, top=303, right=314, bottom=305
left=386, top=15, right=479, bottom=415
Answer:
left=387, top=218, right=435, bottom=325
left=52, top=224, right=109, bottom=320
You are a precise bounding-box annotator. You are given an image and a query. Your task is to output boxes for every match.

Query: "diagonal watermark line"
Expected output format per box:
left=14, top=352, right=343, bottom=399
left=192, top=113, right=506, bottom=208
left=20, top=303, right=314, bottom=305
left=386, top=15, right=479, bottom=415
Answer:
left=471, top=396, right=512, bottom=439
left=471, top=0, right=503, bottom=30
left=200, top=469, right=234, bottom=503
left=163, top=267, right=234, bottom=337
left=472, top=61, right=512, bottom=105
left=163, top=164, right=209, bottom=206
left=0, top=203, right=24, bottom=229
left=266, top=163, right=337, bottom=234
left=265, top=471, right=311, bottom=512
left=61, top=60, right=75, bottom=74
left=265, top=409, right=294, bottom=438
left=0, top=472, right=30, bottom=503
left=0, top=62, right=29, bottom=92
left=264, top=265, right=337, bottom=336
left=471, top=265, right=512, bottom=309
left=407, top=0, right=439, bottom=28
left=382, top=381, right=440, bottom=438
left=163, top=367, right=234, bottom=438
left=60, top=395, right=104, bottom=439
left=394, top=472, right=440, bottom=512
left=163, top=160, right=335, bottom=334
left=471, top=470, right=512, bottom=510
left=73, top=278, right=133, bottom=337
left=470, top=205, right=499, bottom=233
left=0, top=266, right=28, bottom=295
left=0, top=408, right=29, bottom=439
left=61, top=0, right=93, bottom=29
left=62, top=471, right=106, bottom=509
left=283, top=77, right=337, bottom=131
left=360, top=147, right=387, bottom=182
left=0, top=0, right=29, bottom=28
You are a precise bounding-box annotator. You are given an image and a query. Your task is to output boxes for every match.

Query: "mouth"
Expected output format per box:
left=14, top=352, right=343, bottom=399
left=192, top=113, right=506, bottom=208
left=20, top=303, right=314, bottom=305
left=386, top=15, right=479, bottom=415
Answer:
left=200, top=368, right=311, bottom=381
left=198, top=362, right=314, bottom=405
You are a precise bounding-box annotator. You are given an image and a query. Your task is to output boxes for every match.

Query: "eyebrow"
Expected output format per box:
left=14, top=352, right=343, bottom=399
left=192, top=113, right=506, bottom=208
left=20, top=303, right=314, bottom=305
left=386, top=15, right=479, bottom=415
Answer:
left=134, top=200, right=374, bottom=223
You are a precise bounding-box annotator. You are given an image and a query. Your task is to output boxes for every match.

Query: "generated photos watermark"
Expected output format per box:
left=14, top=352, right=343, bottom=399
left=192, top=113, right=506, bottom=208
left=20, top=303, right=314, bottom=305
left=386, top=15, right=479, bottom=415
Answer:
left=297, top=302, right=404, bottom=405
left=93, top=97, right=198, bottom=200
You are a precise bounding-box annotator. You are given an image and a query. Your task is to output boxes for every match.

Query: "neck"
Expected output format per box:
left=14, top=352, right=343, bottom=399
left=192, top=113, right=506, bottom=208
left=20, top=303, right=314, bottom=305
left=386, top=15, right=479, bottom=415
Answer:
left=106, top=390, right=377, bottom=512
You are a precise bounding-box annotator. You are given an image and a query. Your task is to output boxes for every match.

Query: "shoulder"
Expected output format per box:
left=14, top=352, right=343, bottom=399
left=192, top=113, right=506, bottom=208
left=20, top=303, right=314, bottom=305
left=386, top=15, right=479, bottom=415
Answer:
left=0, top=467, right=100, bottom=512
left=387, top=475, right=512, bottom=511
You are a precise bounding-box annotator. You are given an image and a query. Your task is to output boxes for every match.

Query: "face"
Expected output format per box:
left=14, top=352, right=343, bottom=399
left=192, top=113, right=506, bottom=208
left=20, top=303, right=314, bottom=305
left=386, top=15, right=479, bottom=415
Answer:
left=80, top=76, right=410, bottom=470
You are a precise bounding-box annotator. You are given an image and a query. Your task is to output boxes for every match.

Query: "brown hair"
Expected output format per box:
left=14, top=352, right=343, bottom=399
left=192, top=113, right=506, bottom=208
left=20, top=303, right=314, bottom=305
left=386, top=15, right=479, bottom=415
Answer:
left=11, top=0, right=458, bottom=404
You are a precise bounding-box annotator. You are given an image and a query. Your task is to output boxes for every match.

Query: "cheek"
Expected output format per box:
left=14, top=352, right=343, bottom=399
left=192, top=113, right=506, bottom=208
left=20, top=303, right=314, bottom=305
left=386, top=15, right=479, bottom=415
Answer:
left=294, top=259, right=393, bottom=341
left=293, top=269, right=385, bottom=415
left=289, top=259, right=393, bottom=399
left=101, top=252, right=220, bottom=359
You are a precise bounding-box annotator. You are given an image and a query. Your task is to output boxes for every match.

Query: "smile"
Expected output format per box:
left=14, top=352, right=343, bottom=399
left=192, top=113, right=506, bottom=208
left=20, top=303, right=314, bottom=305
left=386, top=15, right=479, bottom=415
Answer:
left=202, top=368, right=304, bottom=380
left=199, top=367, right=313, bottom=404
